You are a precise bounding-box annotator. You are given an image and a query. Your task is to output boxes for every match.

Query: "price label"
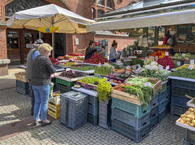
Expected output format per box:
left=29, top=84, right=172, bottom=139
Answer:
left=176, top=61, right=181, bottom=66
left=165, top=52, right=169, bottom=56
left=190, top=59, right=194, bottom=65
left=165, top=65, right=170, bottom=70
left=188, top=65, right=194, bottom=70
left=66, top=68, right=71, bottom=71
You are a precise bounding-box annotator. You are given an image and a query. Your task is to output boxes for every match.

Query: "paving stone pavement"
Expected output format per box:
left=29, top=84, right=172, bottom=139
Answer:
left=0, top=87, right=186, bottom=145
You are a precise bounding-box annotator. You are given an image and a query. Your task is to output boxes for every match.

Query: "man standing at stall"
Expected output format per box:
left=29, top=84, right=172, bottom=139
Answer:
left=26, top=39, right=44, bottom=116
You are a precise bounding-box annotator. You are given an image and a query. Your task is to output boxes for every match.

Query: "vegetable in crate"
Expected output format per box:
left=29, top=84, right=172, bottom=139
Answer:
left=157, top=56, right=174, bottom=69
left=59, top=70, right=83, bottom=78
left=122, top=84, right=153, bottom=105
left=79, top=77, right=112, bottom=101
left=170, top=68, right=195, bottom=79
left=84, top=53, right=108, bottom=64
left=178, top=108, right=195, bottom=127
left=71, top=65, right=94, bottom=71
left=97, top=79, right=112, bottom=101
left=95, top=64, right=113, bottom=76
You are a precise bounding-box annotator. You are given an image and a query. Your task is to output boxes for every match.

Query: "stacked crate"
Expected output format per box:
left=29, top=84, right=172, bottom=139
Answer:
left=54, top=78, right=74, bottom=93
left=111, top=81, right=170, bottom=142
left=60, top=91, right=88, bottom=130
left=158, top=82, right=170, bottom=122
left=87, top=95, right=99, bottom=125
left=170, top=79, right=195, bottom=116
left=16, top=80, right=29, bottom=95
left=48, top=99, right=60, bottom=120
left=111, top=97, right=151, bottom=143
left=184, top=130, right=195, bottom=145
left=15, top=72, right=29, bottom=95
left=150, top=95, right=160, bottom=130
left=99, top=100, right=112, bottom=129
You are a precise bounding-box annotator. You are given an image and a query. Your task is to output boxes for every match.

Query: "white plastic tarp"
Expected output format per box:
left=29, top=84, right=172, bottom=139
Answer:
left=87, top=8, right=195, bottom=32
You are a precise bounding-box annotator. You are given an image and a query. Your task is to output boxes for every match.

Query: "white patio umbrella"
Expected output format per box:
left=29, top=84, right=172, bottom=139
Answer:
left=7, top=4, right=95, bottom=56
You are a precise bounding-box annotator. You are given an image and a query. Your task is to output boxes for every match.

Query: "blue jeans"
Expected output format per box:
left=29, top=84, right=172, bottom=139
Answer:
left=32, top=85, right=50, bottom=121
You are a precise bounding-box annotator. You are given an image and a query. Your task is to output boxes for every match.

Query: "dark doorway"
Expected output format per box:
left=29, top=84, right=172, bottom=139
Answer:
left=54, top=33, right=66, bottom=58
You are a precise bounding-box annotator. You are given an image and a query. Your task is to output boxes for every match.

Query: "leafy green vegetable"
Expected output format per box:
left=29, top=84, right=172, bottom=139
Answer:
left=71, top=65, right=94, bottom=71
left=123, top=85, right=153, bottom=105
left=97, top=79, right=112, bottom=101
left=170, top=69, right=195, bottom=79
left=95, top=65, right=113, bottom=76
left=79, top=77, right=112, bottom=101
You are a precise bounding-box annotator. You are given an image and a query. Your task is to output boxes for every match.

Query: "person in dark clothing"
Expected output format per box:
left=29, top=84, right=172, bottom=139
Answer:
left=31, top=43, right=56, bottom=126
left=85, top=40, right=96, bottom=60
left=26, top=39, right=43, bottom=116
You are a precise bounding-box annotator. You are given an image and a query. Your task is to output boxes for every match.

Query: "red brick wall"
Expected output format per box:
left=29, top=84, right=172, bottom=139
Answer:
left=95, top=35, right=135, bottom=51
left=0, top=0, right=7, bottom=59
left=0, top=29, right=7, bottom=59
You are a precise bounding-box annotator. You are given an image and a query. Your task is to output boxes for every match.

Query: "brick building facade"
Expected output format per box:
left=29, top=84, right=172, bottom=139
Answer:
left=0, top=0, right=136, bottom=75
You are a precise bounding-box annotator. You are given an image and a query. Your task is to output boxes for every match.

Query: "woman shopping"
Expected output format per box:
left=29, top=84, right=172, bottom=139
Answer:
left=31, top=43, right=56, bottom=126
left=109, top=40, right=118, bottom=62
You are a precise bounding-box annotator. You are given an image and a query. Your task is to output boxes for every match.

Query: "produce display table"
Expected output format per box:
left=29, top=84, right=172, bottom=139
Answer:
left=168, top=76, right=195, bottom=82
left=70, top=69, right=94, bottom=74
left=187, top=99, right=195, bottom=108
left=176, top=119, right=195, bottom=132
left=71, top=87, right=98, bottom=97
left=150, top=46, right=172, bottom=50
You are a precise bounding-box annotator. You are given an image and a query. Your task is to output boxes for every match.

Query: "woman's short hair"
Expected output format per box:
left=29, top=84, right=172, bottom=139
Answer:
left=112, top=40, right=117, bottom=47
left=38, top=43, right=53, bottom=54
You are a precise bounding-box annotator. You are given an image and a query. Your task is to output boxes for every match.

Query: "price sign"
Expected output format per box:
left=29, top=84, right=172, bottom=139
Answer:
left=188, top=65, right=194, bottom=70
left=165, top=65, right=170, bottom=70
left=190, top=59, right=194, bottom=65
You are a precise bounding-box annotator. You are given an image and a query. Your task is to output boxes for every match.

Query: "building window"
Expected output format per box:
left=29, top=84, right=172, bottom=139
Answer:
left=98, top=9, right=105, bottom=17
left=117, top=0, right=123, bottom=4
left=91, top=8, right=96, bottom=19
left=107, top=0, right=113, bottom=8
left=7, top=31, right=19, bottom=49
left=98, top=0, right=105, bottom=6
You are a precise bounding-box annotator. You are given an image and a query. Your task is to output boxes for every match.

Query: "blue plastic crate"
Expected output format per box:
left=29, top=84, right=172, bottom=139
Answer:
left=150, top=115, right=159, bottom=130
left=183, top=139, right=195, bottom=145
left=111, top=119, right=150, bottom=143
left=99, top=100, right=112, bottom=129
left=171, top=105, right=187, bottom=116
left=171, top=79, right=195, bottom=90
left=158, top=99, right=169, bottom=114
left=171, top=88, right=195, bottom=98
left=158, top=89, right=169, bottom=103
left=159, top=110, right=168, bottom=122
left=150, top=95, right=159, bottom=110
left=16, top=80, right=29, bottom=95
left=54, top=83, right=71, bottom=93
left=87, top=113, right=98, bottom=126
left=88, top=95, right=99, bottom=116
left=161, top=81, right=168, bottom=92
left=60, top=91, right=88, bottom=130
left=111, top=108, right=150, bottom=130
left=16, top=80, right=29, bottom=89
left=186, top=130, right=195, bottom=143
left=112, top=98, right=150, bottom=118
left=150, top=107, right=159, bottom=120
left=171, top=96, right=190, bottom=109
left=88, top=104, right=98, bottom=116
left=88, top=95, right=98, bottom=106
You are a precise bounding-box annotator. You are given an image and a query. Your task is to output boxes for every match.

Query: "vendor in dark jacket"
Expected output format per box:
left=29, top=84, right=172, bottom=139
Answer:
left=85, top=40, right=97, bottom=60
left=31, top=43, right=56, bottom=126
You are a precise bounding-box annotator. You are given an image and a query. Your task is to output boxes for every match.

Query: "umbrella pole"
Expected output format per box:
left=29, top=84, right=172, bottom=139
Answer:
left=52, top=32, right=55, bottom=57
left=39, top=32, right=42, bottom=39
